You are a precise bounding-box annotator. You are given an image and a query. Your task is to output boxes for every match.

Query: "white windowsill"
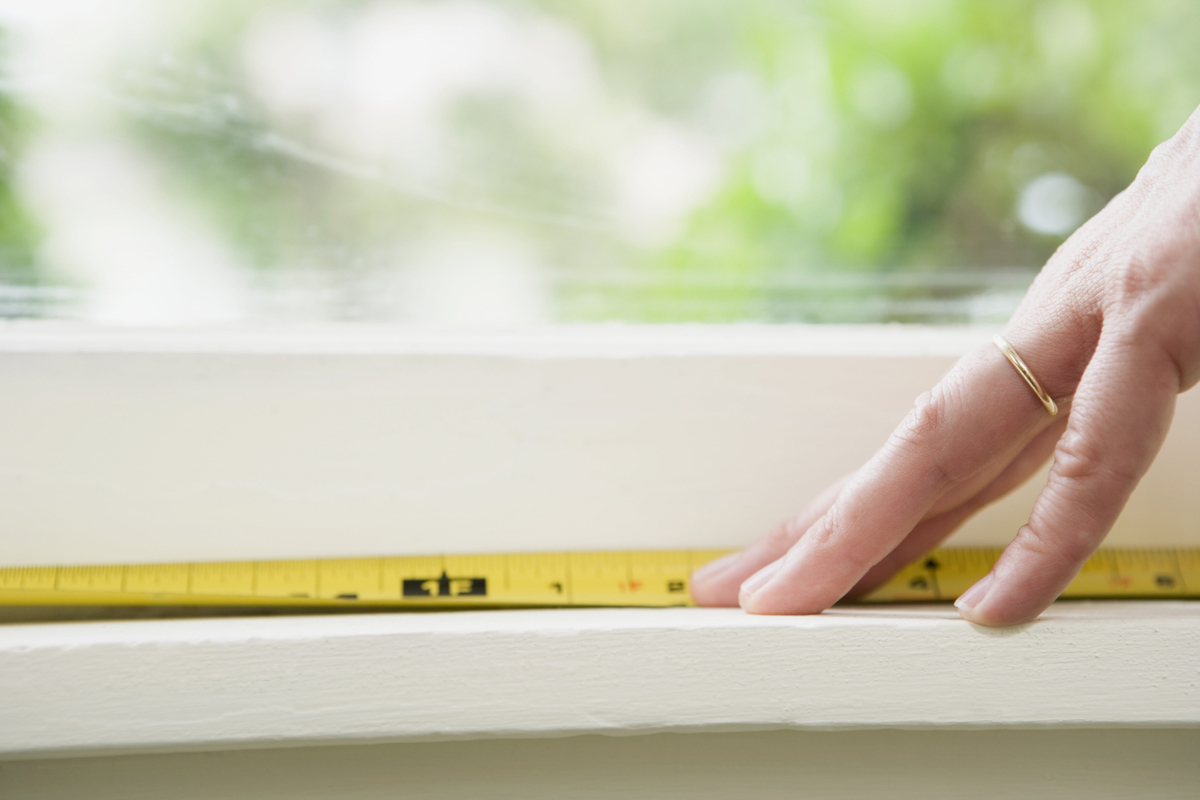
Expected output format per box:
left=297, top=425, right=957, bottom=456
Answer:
left=3, top=601, right=1198, bottom=758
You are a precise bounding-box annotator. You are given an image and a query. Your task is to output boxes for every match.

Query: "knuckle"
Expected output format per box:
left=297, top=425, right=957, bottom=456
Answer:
left=1059, top=232, right=1108, bottom=279
left=889, top=384, right=962, bottom=489
left=1015, top=516, right=1093, bottom=572
left=1101, top=256, right=1200, bottom=390
left=895, top=389, right=943, bottom=448
left=1050, top=426, right=1139, bottom=490
left=801, top=504, right=843, bottom=550
left=1104, top=256, right=1162, bottom=313
left=1141, top=139, right=1176, bottom=177
left=1102, top=262, right=1183, bottom=345
left=1137, top=125, right=1194, bottom=187
left=804, top=505, right=873, bottom=574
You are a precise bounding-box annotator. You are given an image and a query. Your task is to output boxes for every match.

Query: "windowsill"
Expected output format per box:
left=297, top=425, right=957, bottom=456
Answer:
left=3, top=601, right=1198, bottom=758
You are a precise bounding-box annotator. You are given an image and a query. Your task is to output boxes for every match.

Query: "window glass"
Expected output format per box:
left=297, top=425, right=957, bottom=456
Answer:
left=1, top=0, right=1198, bottom=325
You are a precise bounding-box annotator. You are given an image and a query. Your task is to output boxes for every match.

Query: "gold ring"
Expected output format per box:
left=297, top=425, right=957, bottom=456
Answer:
left=993, top=335, right=1058, bottom=415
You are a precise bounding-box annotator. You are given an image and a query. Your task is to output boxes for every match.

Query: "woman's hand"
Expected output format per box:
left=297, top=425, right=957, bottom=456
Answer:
left=691, top=105, right=1200, bottom=626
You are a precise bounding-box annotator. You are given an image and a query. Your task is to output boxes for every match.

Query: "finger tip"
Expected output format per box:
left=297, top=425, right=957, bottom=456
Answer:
left=953, top=573, right=1052, bottom=626
left=689, top=555, right=745, bottom=607
left=954, top=593, right=1005, bottom=625
left=955, top=605, right=989, bottom=625
left=956, top=603, right=1043, bottom=627
left=739, top=597, right=771, bottom=616
left=738, top=581, right=807, bottom=616
left=737, top=583, right=773, bottom=615
left=689, top=580, right=732, bottom=607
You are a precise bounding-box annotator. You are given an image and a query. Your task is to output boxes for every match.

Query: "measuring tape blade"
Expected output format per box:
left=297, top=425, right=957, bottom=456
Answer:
left=0, top=548, right=1197, bottom=608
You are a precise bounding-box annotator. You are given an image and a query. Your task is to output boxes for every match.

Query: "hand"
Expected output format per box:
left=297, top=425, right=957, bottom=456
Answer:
left=691, top=105, right=1200, bottom=626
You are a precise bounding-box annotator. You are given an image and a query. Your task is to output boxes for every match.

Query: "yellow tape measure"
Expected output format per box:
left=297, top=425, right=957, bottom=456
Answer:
left=1, top=548, right=1198, bottom=608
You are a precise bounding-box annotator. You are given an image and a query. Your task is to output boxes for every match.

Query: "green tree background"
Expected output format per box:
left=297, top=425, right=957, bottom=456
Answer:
left=2, top=0, right=1198, bottom=322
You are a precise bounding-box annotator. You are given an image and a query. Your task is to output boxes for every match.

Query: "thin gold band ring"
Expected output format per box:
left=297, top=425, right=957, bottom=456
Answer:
left=993, top=335, right=1058, bottom=416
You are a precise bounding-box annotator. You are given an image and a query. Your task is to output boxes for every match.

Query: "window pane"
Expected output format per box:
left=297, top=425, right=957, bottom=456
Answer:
left=1, top=0, right=1197, bottom=324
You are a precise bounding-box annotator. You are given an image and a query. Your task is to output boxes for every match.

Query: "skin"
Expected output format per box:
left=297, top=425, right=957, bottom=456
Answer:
left=691, top=104, right=1200, bottom=626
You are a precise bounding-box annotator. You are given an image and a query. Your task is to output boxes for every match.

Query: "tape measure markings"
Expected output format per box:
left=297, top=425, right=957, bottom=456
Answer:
left=1, top=548, right=1197, bottom=607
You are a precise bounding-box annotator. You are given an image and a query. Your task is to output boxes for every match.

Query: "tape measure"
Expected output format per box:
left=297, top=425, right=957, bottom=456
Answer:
left=1, top=547, right=1198, bottom=608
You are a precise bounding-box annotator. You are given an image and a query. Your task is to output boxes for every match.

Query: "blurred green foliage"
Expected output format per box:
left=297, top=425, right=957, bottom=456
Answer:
left=545, top=0, right=1200, bottom=319
left=0, top=31, right=40, bottom=287
left=704, top=2, right=1191, bottom=256
left=3, top=0, right=1200, bottom=322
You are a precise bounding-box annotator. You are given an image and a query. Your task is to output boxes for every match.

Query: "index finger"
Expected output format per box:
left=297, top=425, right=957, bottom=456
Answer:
left=739, top=332, right=1074, bottom=615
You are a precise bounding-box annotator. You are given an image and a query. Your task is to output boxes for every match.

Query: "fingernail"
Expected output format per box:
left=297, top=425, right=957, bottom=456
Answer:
left=739, top=559, right=783, bottom=605
left=954, top=572, right=994, bottom=615
left=691, top=552, right=741, bottom=583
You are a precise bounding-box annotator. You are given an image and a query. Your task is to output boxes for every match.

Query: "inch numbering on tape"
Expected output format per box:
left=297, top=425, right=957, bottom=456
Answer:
left=1, top=548, right=1198, bottom=608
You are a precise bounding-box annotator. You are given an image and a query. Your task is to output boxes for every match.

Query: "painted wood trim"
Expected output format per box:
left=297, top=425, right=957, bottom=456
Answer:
left=3, top=323, right=1199, bottom=566
left=2, top=602, right=1199, bottom=757
left=5, top=730, right=1200, bottom=799
left=0, top=322, right=995, bottom=356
